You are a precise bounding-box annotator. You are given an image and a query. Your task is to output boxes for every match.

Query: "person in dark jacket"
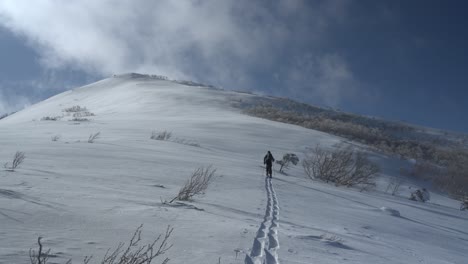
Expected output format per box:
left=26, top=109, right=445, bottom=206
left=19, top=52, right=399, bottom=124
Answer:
left=264, top=151, right=275, bottom=178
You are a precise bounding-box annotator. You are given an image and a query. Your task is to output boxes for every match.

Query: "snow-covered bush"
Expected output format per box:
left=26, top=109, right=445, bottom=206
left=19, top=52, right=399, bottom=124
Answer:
left=4, top=151, right=25, bottom=171
left=151, top=130, right=172, bottom=141
left=302, top=145, right=379, bottom=189
left=29, top=225, right=173, bottom=264
left=276, top=153, right=299, bottom=173
left=172, top=165, right=216, bottom=202
left=409, top=188, right=430, bottom=202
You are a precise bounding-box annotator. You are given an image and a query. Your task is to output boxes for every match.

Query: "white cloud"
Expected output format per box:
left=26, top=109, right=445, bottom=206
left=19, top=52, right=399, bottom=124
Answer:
left=0, top=0, right=357, bottom=106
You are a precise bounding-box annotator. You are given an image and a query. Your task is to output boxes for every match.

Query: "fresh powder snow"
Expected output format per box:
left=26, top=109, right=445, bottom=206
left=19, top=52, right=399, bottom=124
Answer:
left=1, top=74, right=467, bottom=264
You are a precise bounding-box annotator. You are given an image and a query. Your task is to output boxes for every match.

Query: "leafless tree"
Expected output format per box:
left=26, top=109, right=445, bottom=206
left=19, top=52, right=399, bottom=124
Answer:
left=171, top=165, right=216, bottom=202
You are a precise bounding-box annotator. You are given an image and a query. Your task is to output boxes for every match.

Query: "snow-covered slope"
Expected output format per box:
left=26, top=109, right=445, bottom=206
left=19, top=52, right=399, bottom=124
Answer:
left=1, top=74, right=467, bottom=264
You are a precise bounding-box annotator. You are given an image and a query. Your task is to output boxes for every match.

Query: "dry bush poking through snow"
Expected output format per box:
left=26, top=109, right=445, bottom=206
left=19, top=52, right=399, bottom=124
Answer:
left=386, top=177, right=405, bottom=196
left=73, top=112, right=95, bottom=118
left=88, top=132, right=101, bottom=143
left=41, top=116, right=62, bottom=121
left=151, top=130, right=172, bottom=141
left=4, top=151, right=25, bottom=171
left=302, top=145, right=379, bottom=190
left=172, top=165, right=216, bottom=202
left=30, top=225, right=173, bottom=264
left=72, top=118, right=91, bottom=122
left=51, top=135, right=61, bottom=142
left=63, top=105, right=87, bottom=113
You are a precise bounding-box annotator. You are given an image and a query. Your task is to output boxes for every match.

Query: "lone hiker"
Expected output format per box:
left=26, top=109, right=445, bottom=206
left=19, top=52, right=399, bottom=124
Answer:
left=264, top=151, right=275, bottom=178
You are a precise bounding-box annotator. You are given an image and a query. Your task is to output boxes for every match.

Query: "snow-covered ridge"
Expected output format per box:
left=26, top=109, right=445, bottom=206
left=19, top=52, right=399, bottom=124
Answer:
left=0, top=74, right=233, bottom=125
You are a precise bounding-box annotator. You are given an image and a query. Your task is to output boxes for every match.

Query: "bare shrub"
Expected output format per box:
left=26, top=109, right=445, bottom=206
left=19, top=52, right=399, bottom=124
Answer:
left=173, top=138, right=200, bottom=147
left=73, top=112, right=95, bottom=118
left=302, top=145, right=379, bottom=189
left=171, top=165, right=216, bottom=202
left=4, top=151, right=26, bottom=171
left=30, top=225, right=173, bottom=264
left=276, top=153, right=299, bottom=173
left=41, top=116, right=62, bottom=121
left=385, top=177, right=404, bottom=196
left=99, top=225, right=173, bottom=264
left=72, top=118, right=90, bottom=122
left=151, top=130, right=172, bottom=141
left=63, top=105, right=87, bottom=112
left=29, top=237, right=68, bottom=264
left=51, top=135, right=61, bottom=142
left=88, top=132, right=101, bottom=143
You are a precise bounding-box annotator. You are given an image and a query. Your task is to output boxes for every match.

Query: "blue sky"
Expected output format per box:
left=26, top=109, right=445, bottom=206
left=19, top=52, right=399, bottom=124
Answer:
left=0, top=0, right=467, bottom=133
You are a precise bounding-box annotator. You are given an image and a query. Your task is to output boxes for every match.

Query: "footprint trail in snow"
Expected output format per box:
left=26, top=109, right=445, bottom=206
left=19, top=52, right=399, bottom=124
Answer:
left=245, top=177, right=280, bottom=264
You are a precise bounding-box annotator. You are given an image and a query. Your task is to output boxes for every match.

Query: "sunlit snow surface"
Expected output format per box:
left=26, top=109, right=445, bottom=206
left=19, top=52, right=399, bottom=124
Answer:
left=1, top=75, right=467, bottom=264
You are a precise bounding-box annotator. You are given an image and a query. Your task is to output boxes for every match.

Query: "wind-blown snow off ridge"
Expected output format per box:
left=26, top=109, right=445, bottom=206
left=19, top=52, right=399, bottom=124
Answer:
left=1, top=74, right=467, bottom=263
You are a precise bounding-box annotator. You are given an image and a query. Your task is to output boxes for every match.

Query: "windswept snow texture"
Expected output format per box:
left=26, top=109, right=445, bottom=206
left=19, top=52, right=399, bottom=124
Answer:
left=1, top=75, right=467, bottom=263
